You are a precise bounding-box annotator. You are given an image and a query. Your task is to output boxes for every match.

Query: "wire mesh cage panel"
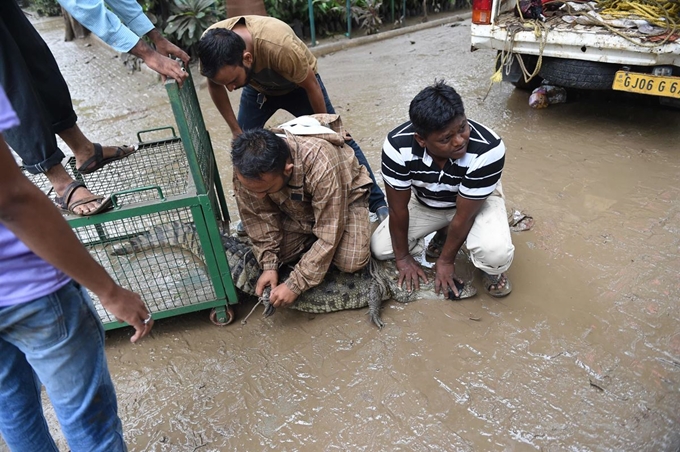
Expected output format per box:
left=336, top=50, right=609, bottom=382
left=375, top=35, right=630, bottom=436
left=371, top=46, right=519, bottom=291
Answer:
left=20, top=69, right=238, bottom=329
left=76, top=207, right=220, bottom=324
left=26, top=136, right=192, bottom=206
left=167, top=69, right=215, bottom=195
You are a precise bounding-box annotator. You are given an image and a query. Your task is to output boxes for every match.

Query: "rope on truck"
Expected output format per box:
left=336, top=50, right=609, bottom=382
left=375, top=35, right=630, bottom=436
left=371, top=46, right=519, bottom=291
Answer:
left=487, top=3, right=550, bottom=95
left=598, top=0, right=679, bottom=28
left=487, top=0, right=679, bottom=89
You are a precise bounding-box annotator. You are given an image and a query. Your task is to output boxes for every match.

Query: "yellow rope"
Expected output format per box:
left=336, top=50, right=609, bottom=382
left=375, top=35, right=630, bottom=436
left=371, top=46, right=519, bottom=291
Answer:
left=593, top=0, right=678, bottom=45
left=488, top=0, right=679, bottom=88
left=488, top=3, right=549, bottom=88
left=597, top=0, right=679, bottom=29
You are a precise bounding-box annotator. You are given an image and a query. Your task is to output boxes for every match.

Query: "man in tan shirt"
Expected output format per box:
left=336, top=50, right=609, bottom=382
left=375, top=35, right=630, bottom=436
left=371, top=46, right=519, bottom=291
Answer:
left=232, top=114, right=372, bottom=308
left=198, top=16, right=388, bottom=222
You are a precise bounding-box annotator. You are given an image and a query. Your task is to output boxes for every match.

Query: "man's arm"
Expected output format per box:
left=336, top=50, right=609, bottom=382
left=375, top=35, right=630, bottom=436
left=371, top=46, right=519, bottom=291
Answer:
left=146, top=29, right=190, bottom=65
left=297, top=68, right=327, bottom=114
left=208, top=80, right=242, bottom=137
left=385, top=185, right=428, bottom=291
left=0, top=136, right=152, bottom=343
left=57, top=0, right=189, bottom=85
left=128, top=36, right=189, bottom=86
left=434, top=196, right=484, bottom=296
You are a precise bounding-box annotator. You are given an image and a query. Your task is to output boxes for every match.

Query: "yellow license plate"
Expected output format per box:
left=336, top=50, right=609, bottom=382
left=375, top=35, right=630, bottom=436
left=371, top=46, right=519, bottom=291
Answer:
left=613, top=71, right=680, bottom=98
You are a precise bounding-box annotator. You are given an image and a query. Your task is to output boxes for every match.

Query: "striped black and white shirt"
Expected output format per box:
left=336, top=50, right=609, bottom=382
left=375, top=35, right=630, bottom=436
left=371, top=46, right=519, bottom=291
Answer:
left=381, top=119, right=505, bottom=209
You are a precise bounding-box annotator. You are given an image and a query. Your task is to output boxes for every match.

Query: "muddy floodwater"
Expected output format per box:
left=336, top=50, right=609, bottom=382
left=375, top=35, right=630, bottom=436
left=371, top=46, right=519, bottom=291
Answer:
left=13, top=15, right=680, bottom=452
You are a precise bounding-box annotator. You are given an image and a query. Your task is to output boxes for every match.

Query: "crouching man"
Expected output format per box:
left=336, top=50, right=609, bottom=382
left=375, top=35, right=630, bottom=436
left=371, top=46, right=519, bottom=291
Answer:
left=370, top=81, right=515, bottom=298
left=232, top=114, right=373, bottom=308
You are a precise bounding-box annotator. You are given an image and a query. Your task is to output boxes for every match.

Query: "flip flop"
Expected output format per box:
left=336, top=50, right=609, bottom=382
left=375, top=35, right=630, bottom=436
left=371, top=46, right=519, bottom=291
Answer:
left=54, top=180, right=113, bottom=216
left=76, top=143, right=136, bottom=175
left=482, top=272, right=512, bottom=297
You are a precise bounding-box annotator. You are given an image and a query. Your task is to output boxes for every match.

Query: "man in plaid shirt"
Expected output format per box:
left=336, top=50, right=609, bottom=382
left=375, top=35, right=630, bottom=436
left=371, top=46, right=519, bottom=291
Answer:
left=232, top=114, right=372, bottom=308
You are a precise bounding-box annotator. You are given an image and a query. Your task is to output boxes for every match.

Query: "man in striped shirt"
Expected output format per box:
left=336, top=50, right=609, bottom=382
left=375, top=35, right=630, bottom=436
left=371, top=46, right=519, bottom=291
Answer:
left=371, top=81, right=515, bottom=298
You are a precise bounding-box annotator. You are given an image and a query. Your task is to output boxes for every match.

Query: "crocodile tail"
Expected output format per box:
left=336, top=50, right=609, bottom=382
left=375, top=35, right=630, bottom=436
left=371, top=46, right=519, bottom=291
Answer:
left=221, top=236, right=261, bottom=295
left=367, top=281, right=385, bottom=329
left=110, top=221, right=200, bottom=256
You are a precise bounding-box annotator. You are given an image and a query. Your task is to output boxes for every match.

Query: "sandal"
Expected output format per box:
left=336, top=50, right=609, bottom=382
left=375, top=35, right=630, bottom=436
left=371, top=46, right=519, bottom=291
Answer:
left=54, top=180, right=113, bottom=216
left=482, top=272, right=512, bottom=297
left=76, top=143, right=136, bottom=175
left=426, top=230, right=447, bottom=258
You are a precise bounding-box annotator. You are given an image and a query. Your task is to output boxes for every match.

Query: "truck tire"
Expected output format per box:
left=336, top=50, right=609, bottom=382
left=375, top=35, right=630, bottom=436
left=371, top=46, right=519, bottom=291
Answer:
left=497, top=52, right=543, bottom=90
left=510, top=55, right=543, bottom=90
left=512, top=75, right=543, bottom=90
left=539, top=58, right=618, bottom=90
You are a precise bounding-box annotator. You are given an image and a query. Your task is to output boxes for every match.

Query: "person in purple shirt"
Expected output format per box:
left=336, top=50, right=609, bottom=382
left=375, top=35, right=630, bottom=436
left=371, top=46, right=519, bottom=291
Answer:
left=0, top=89, right=153, bottom=450
left=0, top=0, right=189, bottom=216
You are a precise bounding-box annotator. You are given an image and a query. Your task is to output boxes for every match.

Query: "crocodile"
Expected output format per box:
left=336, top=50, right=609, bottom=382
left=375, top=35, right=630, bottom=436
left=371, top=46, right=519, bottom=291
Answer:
left=110, top=221, right=477, bottom=328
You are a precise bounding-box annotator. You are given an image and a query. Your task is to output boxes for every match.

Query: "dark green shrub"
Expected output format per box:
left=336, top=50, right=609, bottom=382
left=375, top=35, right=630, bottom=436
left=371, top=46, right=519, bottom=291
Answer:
left=159, top=0, right=225, bottom=56
left=27, top=0, right=62, bottom=16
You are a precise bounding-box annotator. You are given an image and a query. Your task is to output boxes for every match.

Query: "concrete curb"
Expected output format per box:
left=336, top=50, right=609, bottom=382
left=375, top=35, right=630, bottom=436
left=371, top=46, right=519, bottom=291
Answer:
left=309, top=11, right=471, bottom=58
left=64, top=10, right=471, bottom=82
left=87, top=10, right=471, bottom=61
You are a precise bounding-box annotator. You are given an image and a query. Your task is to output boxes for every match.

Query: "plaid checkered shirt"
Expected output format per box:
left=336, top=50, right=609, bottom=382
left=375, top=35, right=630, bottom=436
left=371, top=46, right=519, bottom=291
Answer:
left=235, top=114, right=372, bottom=295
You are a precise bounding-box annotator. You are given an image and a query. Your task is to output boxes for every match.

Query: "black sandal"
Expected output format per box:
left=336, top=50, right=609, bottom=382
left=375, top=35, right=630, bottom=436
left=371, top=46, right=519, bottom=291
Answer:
left=76, top=143, right=136, bottom=175
left=54, top=180, right=113, bottom=216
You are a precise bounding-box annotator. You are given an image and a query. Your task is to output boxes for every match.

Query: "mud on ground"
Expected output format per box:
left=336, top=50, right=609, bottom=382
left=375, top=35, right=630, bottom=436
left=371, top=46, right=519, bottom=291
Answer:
left=13, top=16, right=680, bottom=452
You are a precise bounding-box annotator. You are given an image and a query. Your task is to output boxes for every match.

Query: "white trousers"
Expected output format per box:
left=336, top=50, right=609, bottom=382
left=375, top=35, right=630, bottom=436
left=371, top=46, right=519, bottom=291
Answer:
left=370, top=184, right=515, bottom=275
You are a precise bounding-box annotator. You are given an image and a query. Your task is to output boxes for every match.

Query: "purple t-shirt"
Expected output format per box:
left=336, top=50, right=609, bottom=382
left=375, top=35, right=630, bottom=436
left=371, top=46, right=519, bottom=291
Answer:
left=0, top=87, right=70, bottom=306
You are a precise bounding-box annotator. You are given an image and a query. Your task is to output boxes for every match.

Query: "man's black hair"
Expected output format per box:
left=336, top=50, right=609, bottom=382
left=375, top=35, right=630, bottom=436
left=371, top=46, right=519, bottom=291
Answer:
left=231, top=129, right=291, bottom=180
left=198, top=28, right=246, bottom=79
left=408, top=80, right=466, bottom=138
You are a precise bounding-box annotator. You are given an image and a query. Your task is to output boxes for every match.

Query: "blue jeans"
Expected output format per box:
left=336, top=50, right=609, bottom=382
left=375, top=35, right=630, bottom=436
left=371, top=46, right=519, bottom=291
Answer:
left=0, top=281, right=126, bottom=452
left=237, top=74, right=387, bottom=213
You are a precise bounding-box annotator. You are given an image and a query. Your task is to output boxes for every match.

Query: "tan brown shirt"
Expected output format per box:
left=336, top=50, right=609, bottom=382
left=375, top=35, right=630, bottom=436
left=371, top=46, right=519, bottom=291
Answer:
left=206, top=16, right=318, bottom=96
left=234, top=114, right=372, bottom=294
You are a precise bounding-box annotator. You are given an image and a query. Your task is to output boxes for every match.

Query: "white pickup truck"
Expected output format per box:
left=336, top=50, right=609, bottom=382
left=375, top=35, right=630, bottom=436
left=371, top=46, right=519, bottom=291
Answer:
left=469, top=0, right=680, bottom=105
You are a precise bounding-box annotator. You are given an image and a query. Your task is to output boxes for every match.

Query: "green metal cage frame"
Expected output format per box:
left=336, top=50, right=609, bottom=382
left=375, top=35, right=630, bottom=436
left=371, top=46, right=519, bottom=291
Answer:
left=56, top=69, right=239, bottom=329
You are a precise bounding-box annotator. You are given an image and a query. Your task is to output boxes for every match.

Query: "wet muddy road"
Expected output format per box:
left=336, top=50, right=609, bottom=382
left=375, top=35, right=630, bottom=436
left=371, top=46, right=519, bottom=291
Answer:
left=21, top=16, right=680, bottom=452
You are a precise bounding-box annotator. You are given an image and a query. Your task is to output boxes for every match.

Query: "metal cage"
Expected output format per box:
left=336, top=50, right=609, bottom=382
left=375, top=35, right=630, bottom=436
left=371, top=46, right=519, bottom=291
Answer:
left=23, top=70, right=238, bottom=328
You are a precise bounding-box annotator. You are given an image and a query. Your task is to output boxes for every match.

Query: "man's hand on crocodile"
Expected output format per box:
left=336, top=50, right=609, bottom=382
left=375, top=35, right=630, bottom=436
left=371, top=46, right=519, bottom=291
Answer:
left=434, top=259, right=462, bottom=298
left=395, top=255, right=428, bottom=291
left=256, top=270, right=278, bottom=296
left=269, top=283, right=298, bottom=308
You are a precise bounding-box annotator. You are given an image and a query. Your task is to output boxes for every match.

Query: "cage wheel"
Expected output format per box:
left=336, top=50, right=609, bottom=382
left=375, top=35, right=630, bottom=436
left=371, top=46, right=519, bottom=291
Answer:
left=210, top=307, right=235, bottom=326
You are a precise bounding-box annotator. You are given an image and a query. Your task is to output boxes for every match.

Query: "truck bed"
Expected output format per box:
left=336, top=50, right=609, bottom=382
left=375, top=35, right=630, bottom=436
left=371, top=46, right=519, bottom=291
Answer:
left=471, top=10, right=680, bottom=66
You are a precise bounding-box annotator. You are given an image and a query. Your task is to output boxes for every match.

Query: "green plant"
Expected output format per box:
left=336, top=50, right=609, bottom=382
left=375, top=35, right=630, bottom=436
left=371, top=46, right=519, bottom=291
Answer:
left=265, top=0, right=306, bottom=23
left=139, top=0, right=162, bottom=25
left=164, top=0, right=221, bottom=50
left=266, top=0, right=346, bottom=36
left=335, top=0, right=383, bottom=34
left=357, top=0, right=382, bottom=34
left=29, top=0, right=61, bottom=17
